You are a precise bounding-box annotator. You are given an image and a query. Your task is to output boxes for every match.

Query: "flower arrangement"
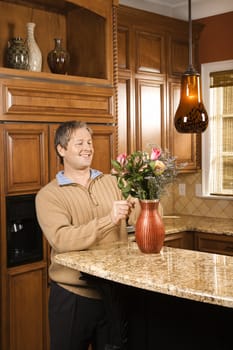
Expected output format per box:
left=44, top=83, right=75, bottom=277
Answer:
left=111, top=147, right=179, bottom=200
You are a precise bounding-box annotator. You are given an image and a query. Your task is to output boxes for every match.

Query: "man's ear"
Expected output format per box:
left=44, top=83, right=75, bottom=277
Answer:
left=57, top=144, right=65, bottom=158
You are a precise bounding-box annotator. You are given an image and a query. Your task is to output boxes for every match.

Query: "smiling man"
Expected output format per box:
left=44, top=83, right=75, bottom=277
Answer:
left=36, top=120, right=135, bottom=350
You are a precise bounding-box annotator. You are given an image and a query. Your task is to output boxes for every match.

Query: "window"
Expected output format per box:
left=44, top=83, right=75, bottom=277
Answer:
left=202, top=60, right=233, bottom=198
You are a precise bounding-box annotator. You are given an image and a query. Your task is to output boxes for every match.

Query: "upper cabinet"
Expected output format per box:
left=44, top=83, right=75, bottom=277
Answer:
left=168, top=21, right=202, bottom=77
left=0, top=0, right=116, bottom=85
left=0, top=0, right=118, bottom=127
left=117, top=5, right=203, bottom=172
left=135, top=31, right=166, bottom=75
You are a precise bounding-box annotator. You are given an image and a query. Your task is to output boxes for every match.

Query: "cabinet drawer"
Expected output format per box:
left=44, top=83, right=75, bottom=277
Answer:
left=0, top=79, right=114, bottom=123
left=196, top=233, right=233, bottom=256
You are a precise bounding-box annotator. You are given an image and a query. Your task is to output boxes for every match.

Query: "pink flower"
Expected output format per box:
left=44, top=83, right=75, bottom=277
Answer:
left=150, top=147, right=161, bottom=161
left=117, top=153, right=127, bottom=166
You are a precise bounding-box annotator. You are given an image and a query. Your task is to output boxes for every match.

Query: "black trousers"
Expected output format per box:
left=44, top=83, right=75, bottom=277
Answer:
left=49, top=282, right=109, bottom=350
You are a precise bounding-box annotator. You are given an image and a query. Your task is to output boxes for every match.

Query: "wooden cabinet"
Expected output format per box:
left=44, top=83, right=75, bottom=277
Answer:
left=164, top=231, right=233, bottom=256
left=0, top=76, right=115, bottom=124
left=0, top=93, right=117, bottom=350
left=117, top=5, right=203, bottom=171
left=0, top=122, right=50, bottom=349
left=0, top=1, right=118, bottom=349
left=168, top=35, right=196, bottom=76
left=7, top=263, right=48, bottom=350
left=48, top=124, right=63, bottom=180
left=0, top=0, right=115, bottom=84
left=135, top=78, right=166, bottom=151
left=195, top=232, right=233, bottom=256
left=1, top=123, right=49, bottom=194
left=164, top=231, right=194, bottom=250
left=91, top=124, right=116, bottom=174
left=117, top=8, right=167, bottom=155
left=117, top=75, right=132, bottom=154
left=131, top=230, right=233, bottom=254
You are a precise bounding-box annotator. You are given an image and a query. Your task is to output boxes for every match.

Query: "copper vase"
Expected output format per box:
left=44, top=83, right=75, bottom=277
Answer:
left=135, top=200, right=165, bottom=253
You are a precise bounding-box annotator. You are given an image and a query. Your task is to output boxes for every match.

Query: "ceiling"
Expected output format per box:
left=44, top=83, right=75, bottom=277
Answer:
left=119, top=0, right=233, bottom=20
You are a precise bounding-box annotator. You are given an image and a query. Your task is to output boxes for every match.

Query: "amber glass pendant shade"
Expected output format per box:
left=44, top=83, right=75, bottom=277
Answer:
left=174, top=0, right=208, bottom=133
left=174, top=66, right=209, bottom=133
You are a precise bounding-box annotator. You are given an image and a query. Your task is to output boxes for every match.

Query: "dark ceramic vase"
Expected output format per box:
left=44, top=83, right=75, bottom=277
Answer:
left=6, top=37, right=29, bottom=70
left=135, top=200, right=165, bottom=254
left=47, top=38, right=70, bottom=74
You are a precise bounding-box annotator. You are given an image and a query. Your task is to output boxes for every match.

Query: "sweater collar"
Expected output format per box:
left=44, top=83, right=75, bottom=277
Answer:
left=56, top=169, right=102, bottom=186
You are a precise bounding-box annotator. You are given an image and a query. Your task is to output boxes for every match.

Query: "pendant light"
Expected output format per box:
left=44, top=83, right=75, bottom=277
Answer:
left=174, top=0, right=208, bottom=133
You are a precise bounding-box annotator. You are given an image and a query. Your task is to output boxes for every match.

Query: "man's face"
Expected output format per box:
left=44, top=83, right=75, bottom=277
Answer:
left=58, top=128, right=94, bottom=170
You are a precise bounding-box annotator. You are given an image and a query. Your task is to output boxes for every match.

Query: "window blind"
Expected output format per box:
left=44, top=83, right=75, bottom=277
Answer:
left=210, top=70, right=233, bottom=87
left=209, top=70, right=233, bottom=196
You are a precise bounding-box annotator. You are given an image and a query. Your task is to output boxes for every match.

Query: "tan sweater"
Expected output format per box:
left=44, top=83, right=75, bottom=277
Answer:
left=36, top=173, right=129, bottom=299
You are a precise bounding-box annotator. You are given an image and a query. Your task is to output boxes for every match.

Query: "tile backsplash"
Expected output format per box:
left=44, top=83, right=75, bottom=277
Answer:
left=161, top=171, right=233, bottom=219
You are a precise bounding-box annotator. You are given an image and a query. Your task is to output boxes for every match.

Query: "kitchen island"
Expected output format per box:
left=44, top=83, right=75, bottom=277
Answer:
left=55, top=242, right=233, bottom=349
left=55, top=218, right=233, bottom=349
left=55, top=241, right=233, bottom=308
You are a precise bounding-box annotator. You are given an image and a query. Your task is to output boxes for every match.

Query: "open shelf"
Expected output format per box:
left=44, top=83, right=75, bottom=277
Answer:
left=0, top=0, right=113, bottom=82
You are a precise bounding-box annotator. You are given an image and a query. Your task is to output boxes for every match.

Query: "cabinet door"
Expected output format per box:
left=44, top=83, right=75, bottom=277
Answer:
left=168, top=30, right=201, bottom=77
left=164, top=232, right=194, bottom=250
left=164, top=232, right=184, bottom=248
left=168, top=38, right=189, bottom=76
left=7, top=264, right=48, bottom=350
left=91, top=124, right=116, bottom=174
left=135, top=78, right=167, bottom=151
left=118, top=75, right=135, bottom=155
left=2, top=124, right=49, bottom=194
left=135, top=30, right=166, bottom=74
left=49, top=124, right=63, bottom=181
left=117, top=76, right=167, bottom=154
left=195, top=232, right=233, bottom=256
left=168, top=79, right=201, bottom=172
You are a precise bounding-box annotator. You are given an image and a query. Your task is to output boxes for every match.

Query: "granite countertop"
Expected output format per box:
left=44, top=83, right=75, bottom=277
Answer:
left=55, top=239, right=233, bottom=309
left=162, top=215, right=233, bottom=236
left=127, top=215, right=233, bottom=241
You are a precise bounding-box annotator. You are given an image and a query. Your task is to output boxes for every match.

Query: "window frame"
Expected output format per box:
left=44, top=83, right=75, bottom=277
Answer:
left=201, top=59, right=233, bottom=200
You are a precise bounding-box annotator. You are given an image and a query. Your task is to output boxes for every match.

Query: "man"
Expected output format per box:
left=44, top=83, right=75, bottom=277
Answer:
left=36, top=120, right=136, bottom=350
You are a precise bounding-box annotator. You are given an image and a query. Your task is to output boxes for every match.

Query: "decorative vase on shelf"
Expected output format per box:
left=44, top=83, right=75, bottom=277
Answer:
left=47, top=38, right=70, bottom=74
left=6, top=37, right=29, bottom=70
left=135, top=199, right=165, bottom=254
left=26, top=22, right=42, bottom=72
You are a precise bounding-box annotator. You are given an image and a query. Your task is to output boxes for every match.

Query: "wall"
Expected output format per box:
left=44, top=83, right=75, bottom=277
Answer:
left=167, top=12, right=233, bottom=219
left=196, top=11, right=233, bottom=64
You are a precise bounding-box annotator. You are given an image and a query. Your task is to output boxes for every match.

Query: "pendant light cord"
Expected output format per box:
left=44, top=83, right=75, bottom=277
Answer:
left=188, top=0, right=193, bottom=69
